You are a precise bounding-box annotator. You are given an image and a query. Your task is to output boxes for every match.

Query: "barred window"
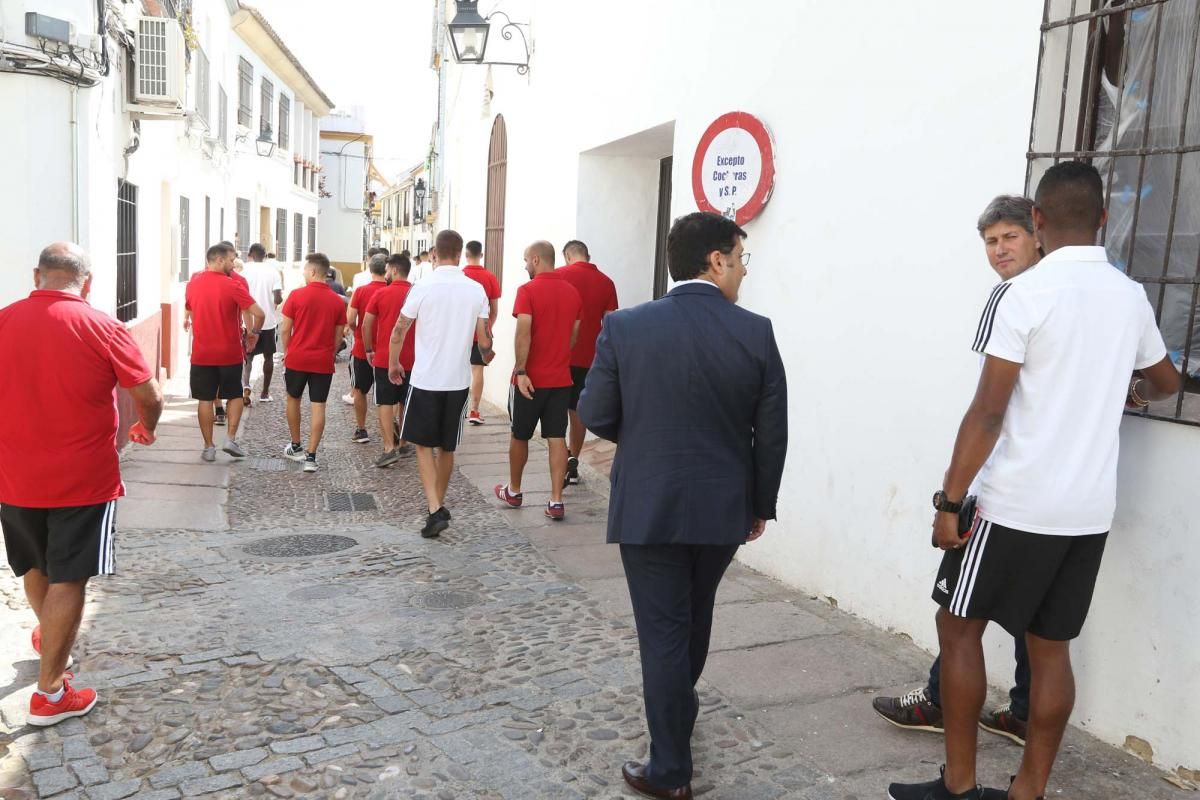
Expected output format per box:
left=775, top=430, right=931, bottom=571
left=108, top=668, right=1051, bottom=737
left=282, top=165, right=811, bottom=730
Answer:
left=293, top=212, right=303, bottom=262
left=237, top=58, right=253, bottom=128
left=276, top=208, right=287, bottom=259
left=194, top=48, right=210, bottom=124
left=236, top=198, right=250, bottom=257
left=308, top=216, right=316, bottom=252
left=279, top=94, right=290, bottom=150
left=116, top=180, right=138, bottom=323
left=260, top=78, right=274, bottom=138
left=1029, top=0, right=1200, bottom=423
left=179, top=196, right=190, bottom=282
left=218, top=85, right=228, bottom=146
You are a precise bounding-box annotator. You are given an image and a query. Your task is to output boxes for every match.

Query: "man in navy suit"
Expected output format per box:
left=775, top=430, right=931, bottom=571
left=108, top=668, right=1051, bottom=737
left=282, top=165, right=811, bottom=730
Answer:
left=579, top=211, right=788, bottom=799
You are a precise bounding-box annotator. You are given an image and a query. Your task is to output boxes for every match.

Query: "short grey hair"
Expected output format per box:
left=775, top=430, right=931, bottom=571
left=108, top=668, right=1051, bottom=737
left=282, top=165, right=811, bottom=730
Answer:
left=37, top=243, right=91, bottom=285
left=977, top=195, right=1035, bottom=237
left=368, top=253, right=388, bottom=276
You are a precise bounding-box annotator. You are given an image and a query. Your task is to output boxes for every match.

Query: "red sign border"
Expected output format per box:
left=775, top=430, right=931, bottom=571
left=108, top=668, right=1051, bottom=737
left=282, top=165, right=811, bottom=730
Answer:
left=691, top=112, right=776, bottom=226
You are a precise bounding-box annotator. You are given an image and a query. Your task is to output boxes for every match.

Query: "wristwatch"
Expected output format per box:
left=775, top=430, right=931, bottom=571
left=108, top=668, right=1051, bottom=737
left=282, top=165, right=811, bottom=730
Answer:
left=932, top=490, right=963, bottom=513
left=515, top=369, right=527, bottom=376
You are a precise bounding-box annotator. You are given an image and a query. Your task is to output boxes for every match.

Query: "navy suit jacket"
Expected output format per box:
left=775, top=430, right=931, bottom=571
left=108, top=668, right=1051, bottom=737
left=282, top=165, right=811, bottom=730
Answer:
left=579, top=282, right=788, bottom=546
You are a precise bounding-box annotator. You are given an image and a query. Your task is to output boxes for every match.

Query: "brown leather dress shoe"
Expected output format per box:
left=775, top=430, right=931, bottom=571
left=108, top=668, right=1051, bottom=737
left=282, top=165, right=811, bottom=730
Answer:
left=622, top=761, right=693, bottom=799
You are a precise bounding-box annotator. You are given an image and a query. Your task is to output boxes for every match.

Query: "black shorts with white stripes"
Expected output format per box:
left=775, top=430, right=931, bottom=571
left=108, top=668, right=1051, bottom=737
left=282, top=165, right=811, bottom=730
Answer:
left=933, top=519, right=1108, bottom=641
left=399, top=387, right=470, bottom=452
left=1, top=501, right=118, bottom=583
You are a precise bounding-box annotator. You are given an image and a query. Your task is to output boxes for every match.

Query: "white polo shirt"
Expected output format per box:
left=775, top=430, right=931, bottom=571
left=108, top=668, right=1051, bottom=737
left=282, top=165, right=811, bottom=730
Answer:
left=401, top=264, right=489, bottom=391
left=971, top=246, right=1167, bottom=535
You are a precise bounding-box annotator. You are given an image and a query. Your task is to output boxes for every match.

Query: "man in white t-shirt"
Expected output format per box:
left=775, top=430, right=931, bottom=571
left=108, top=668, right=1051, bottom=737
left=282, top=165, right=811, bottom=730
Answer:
left=351, top=247, right=386, bottom=293
left=241, top=244, right=283, bottom=402
left=388, top=230, right=493, bottom=539
left=408, top=250, right=431, bottom=284
left=890, top=162, right=1181, bottom=800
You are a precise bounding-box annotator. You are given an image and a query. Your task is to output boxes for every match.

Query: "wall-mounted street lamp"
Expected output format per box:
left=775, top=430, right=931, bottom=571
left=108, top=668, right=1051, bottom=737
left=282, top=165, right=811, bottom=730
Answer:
left=256, top=124, right=276, bottom=158
left=385, top=216, right=394, bottom=229
left=447, top=1, right=530, bottom=75
left=414, top=178, right=427, bottom=220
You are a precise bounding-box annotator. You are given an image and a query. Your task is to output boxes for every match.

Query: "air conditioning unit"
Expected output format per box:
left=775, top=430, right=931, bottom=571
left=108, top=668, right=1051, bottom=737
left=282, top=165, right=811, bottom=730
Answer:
left=134, top=16, right=185, bottom=106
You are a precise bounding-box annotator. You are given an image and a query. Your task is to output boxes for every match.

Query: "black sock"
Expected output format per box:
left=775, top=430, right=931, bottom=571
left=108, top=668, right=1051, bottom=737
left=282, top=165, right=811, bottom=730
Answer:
left=306, top=452, right=316, bottom=460
left=291, top=441, right=301, bottom=449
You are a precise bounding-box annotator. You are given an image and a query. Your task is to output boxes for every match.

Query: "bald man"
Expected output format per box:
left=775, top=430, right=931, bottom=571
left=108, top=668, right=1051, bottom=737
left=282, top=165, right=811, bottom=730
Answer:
left=494, top=241, right=581, bottom=521
left=0, top=243, right=164, bottom=726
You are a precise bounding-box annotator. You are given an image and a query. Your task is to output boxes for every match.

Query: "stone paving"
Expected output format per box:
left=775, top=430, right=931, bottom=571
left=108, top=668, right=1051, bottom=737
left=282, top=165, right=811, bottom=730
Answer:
left=0, top=366, right=1188, bottom=799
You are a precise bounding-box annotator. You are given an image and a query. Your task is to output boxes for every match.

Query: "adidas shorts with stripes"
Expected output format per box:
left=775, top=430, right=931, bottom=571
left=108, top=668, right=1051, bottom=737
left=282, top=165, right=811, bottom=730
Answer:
left=1, top=501, right=118, bottom=583
left=933, top=519, right=1108, bottom=641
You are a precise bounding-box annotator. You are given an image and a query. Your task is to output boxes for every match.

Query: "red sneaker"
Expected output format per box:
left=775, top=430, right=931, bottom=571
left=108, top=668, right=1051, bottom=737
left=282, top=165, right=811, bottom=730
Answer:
left=467, top=410, right=484, bottom=426
left=545, top=502, right=565, bottom=521
left=494, top=484, right=523, bottom=508
left=28, top=679, right=98, bottom=727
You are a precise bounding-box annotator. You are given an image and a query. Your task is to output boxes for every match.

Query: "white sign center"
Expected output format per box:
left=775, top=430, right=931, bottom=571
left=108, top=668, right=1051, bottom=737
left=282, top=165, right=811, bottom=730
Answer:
left=700, top=127, right=764, bottom=220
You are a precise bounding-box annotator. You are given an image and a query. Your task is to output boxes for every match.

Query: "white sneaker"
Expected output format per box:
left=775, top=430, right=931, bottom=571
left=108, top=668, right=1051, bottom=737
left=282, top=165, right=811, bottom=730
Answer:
left=341, top=393, right=355, bottom=405
left=201, top=446, right=217, bottom=462
left=222, top=439, right=247, bottom=459
left=283, top=443, right=305, bottom=462
left=302, top=456, right=318, bottom=473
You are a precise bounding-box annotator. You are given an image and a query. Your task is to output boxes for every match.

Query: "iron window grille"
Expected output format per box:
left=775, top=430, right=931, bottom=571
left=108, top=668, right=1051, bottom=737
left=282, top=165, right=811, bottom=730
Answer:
left=116, top=180, right=138, bottom=323
left=179, top=195, right=190, bottom=282
left=1028, top=0, right=1200, bottom=424
left=194, top=48, right=210, bottom=124
left=260, top=78, right=274, bottom=137
left=276, top=208, right=287, bottom=259
left=279, top=94, right=290, bottom=150
left=293, top=212, right=303, bottom=262
left=204, top=196, right=211, bottom=252
left=218, top=85, right=228, bottom=146
left=236, top=198, right=250, bottom=257
left=308, top=217, right=316, bottom=252
left=237, top=58, right=253, bottom=128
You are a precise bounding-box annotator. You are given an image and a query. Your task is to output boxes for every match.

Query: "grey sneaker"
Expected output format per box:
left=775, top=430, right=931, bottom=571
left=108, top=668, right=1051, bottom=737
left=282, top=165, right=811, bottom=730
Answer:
left=302, top=454, right=318, bottom=473
left=283, top=443, right=305, bottom=461
left=374, top=448, right=401, bottom=468
left=222, top=439, right=247, bottom=459
left=201, top=446, right=217, bottom=462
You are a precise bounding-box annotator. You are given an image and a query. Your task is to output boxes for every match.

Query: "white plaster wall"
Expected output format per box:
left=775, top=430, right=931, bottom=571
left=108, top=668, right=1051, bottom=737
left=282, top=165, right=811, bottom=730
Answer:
left=318, top=136, right=367, bottom=264
left=436, top=0, right=1200, bottom=772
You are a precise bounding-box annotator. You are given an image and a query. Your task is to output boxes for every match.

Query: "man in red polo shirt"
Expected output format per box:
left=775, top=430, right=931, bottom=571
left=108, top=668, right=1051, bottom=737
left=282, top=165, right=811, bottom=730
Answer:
left=557, top=240, right=618, bottom=487
left=362, top=253, right=417, bottom=468
left=463, top=240, right=501, bottom=426
left=186, top=242, right=266, bottom=461
left=494, top=241, right=582, bottom=521
left=280, top=253, right=348, bottom=473
left=0, top=242, right=164, bottom=726
left=346, top=253, right=389, bottom=444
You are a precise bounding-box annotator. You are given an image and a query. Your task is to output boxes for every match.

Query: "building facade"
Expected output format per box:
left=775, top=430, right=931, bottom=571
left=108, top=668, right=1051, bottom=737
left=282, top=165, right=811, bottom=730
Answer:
left=318, top=109, right=373, bottom=284
left=431, top=0, right=1200, bottom=773
left=0, top=0, right=332, bottom=384
left=379, top=162, right=431, bottom=257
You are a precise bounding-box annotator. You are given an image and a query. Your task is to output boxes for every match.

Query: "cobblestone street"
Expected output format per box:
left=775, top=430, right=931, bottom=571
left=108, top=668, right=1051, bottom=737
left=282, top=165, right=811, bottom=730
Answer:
left=0, top=369, right=1185, bottom=799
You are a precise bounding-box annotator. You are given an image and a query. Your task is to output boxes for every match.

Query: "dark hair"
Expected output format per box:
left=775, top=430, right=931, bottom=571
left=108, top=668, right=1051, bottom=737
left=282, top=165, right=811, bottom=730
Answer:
left=465, top=240, right=483, bottom=258
left=248, top=243, right=266, bottom=261
left=434, top=231, right=463, bottom=261
left=266, top=252, right=276, bottom=259
left=306, top=252, right=332, bottom=272
left=563, top=239, right=590, bottom=261
left=368, top=253, right=388, bottom=276
left=399, top=250, right=411, bottom=258
left=38, top=244, right=91, bottom=278
left=1034, top=161, right=1105, bottom=232
left=666, top=212, right=747, bottom=281
left=387, top=253, right=412, bottom=277
left=366, top=246, right=385, bottom=259
left=418, top=249, right=429, bottom=258
left=207, top=242, right=236, bottom=263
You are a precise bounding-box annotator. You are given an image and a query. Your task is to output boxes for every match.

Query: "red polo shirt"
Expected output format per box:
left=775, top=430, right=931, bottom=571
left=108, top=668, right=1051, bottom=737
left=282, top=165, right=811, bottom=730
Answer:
left=186, top=270, right=256, bottom=366
left=463, top=265, right=500, bottom=342
left=349, top=278, right=387, bottom=359
left=556, top=261, right=618, bottom=368
left=512, top=272, right=582, bottom=389
left=366, top=280, right=416, bottom=370
left=281, top=282, right=348, bottom=374
left=0, top=291, right=153, bottom=507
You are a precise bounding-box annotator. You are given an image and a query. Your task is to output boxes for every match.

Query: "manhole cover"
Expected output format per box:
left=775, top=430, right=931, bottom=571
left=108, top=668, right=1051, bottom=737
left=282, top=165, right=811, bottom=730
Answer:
left=326, top=492, right=378, bottom=512
left=242, top=534, right=359, bottom=558
left=247, top=458, right=288, bottom=472
left=288, top=584, right=359, bottom=601
left=411, top=590, right=482, bottom=610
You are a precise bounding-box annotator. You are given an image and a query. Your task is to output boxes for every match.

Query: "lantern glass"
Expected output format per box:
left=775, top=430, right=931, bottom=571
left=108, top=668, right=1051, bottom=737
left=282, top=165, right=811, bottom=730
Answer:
left=449, top=1, right=490, bottom=64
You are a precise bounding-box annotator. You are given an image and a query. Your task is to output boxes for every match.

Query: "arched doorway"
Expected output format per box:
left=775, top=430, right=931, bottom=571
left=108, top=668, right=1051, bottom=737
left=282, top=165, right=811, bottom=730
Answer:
left=485, top=115, right=508, bottom=290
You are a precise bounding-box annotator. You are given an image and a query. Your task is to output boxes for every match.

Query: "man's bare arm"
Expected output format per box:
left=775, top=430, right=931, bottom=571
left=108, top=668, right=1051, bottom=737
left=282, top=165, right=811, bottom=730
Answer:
left=128, top=379, right=164, bottom=432
left=488, top=299, right=498, bottom=329
left=243, top=303, right=266, bottom=332
left=333, top=324, right=346, bottom=351
left=569, top=320, right=581, bottom=350
left=362, top=312, right=377, bottom=356
left=279, top=316, right=293, bottom=353
left=514, top=315, right=532, bottom=372
left=389, top=315, right=415, bottom=374
left=942, top=356, right=1022, bottom=502
left=1131, top=356, right=1183, bottom=405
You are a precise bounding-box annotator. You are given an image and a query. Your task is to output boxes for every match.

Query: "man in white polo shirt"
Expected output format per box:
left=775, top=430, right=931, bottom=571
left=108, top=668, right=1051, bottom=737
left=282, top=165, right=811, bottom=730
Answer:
left=889, top=161, right=1181, bottom=800
left=389, top=230, right=493, bottom=539
left=241, top=244, right=283, bottom=403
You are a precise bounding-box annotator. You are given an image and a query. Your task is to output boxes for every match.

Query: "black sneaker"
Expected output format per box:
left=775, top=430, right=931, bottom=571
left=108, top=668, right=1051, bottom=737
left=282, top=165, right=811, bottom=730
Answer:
left=564, top=456, right=580, bottom=488
left=352, top=428, right=370, bottom=444
left=888, top=767, right=985, bottom=800
left=872, top=686, right=943, bottom=733
left=214, top=407, right=227, bottom=426
left=434, top=507, right=451, bottom=521
left=421, top=511, right=448, bottom=539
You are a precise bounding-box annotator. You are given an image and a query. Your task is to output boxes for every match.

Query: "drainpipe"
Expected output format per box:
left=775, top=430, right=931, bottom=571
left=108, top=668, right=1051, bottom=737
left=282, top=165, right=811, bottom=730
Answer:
left=70, top=85, right=80, bottom=242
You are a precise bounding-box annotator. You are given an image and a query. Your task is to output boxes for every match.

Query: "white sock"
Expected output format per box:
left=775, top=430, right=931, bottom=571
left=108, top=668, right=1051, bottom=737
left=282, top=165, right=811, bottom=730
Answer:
left=38, top=686, right=65, bottom=703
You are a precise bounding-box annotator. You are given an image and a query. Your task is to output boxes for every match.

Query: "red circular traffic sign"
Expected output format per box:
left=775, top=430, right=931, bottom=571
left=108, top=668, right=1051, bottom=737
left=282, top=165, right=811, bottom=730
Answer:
left=691, top=112, right=776, bottom=226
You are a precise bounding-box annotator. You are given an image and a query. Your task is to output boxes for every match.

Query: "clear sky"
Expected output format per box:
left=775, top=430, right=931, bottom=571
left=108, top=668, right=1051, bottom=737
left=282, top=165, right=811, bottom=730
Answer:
left=250, top=0, right=440, bottom=183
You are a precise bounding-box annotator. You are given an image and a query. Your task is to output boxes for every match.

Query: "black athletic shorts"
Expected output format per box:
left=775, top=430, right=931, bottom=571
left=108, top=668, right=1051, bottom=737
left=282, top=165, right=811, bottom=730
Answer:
left=247, top=328, right=277, bottom=358
left=284, top=369, right=334, bottom=403
left=2, top=501, right=117, bottom=583
left=352, top=357, right=375, bottom=393
left=569, top=366, right=589, bottom=411
left=509, top=385, right=570, bottom=441
left=933, top=519, right=1108, bottom=641
left=374, top=367, right=410, bottom=407
left=191, top=364, right=243, bottom=401
left=400, top=387, right=469, bottom=451
left=470, top=342, right=488, bottom=367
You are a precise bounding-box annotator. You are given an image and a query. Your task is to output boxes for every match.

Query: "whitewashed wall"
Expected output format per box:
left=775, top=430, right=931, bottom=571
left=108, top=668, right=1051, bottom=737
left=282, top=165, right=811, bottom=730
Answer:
left=437, top=0, right=1200, bottom=772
